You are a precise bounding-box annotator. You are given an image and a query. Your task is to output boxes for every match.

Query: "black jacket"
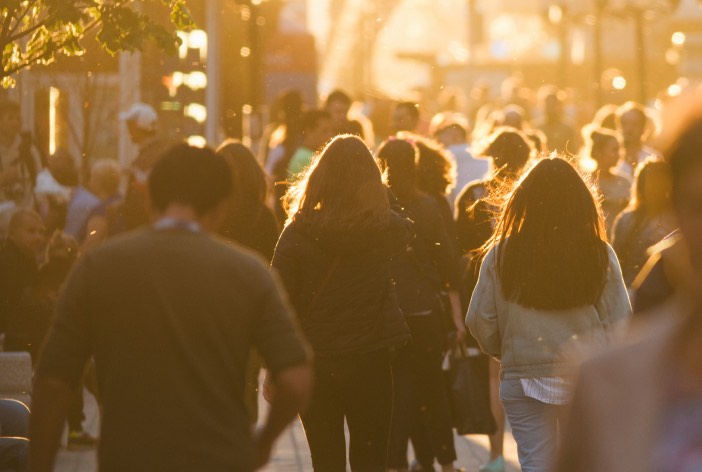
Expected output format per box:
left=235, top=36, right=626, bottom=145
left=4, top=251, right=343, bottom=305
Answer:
left=272, top=211, right=412, bottom=357
left=0, top=241, right=38, bottom=333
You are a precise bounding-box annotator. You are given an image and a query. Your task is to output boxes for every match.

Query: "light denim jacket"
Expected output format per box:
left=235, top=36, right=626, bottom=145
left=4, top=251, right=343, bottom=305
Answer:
left=466, top=243, right=631, bottom=380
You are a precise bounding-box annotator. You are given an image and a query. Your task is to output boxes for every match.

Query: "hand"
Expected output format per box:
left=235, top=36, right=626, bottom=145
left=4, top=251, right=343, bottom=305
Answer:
left=253, top=429, right=274, bottom=470
left=453, top=323, right=467, bottom=345
left=262, top=372, right=274, bottom=403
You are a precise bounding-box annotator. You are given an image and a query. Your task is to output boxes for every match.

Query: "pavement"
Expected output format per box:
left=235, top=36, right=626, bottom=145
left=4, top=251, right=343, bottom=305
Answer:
left=56, top=389, right=520, bottom=472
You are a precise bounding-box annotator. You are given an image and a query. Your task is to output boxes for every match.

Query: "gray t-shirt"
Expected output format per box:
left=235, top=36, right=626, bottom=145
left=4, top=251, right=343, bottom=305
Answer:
left=37, top=227, right=309, bottom=472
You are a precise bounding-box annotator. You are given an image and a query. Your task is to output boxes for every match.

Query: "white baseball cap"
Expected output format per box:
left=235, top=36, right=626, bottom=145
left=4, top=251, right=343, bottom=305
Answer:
left=120, top=103, right=158, bottom=131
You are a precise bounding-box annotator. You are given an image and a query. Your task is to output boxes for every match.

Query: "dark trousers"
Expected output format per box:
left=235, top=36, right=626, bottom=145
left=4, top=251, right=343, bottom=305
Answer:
left=301, top=349, right=394, bottom=471
left=388, top=315, right=456, bottom=468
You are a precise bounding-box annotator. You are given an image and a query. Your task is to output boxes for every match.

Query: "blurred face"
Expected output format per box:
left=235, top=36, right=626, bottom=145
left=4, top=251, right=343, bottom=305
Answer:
left=676, top=163, right=702, bottom=274
left=327, top=100, right=350, bottom=128
left=9, top=215, right=45, bottom=256
left=308, top=118, right=334, bottom=151
left=0, top=110, right=21, bottom=140
left=620, top=110, right=646, bottom=146
left=392, top=106, right=418, bottom=133
left=594, top=138, right=620, bottom=170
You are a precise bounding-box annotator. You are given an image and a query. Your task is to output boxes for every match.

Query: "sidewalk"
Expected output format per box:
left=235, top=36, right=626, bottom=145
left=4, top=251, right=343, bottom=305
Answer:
left=56, top=390, right=520, bottom=472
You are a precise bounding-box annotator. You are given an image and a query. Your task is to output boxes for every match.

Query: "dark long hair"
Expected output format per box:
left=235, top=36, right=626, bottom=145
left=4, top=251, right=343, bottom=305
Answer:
left=409, top=136, right=455, bottom=198
left=216, top=140, right=270, bottom=230
left=286, top=135, right=390, bottom=232
left=489, top=157, right=608, bottom=310
left=376, top=138, right=420, bottom=203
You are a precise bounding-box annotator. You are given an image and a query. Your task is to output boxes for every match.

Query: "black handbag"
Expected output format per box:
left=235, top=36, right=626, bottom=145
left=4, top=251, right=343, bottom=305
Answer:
left=448, top=344, right=497, bottom=435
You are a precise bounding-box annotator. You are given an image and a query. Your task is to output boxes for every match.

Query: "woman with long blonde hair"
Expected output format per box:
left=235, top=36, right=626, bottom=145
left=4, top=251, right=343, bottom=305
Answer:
left=272, top=135, right=412, bottom=471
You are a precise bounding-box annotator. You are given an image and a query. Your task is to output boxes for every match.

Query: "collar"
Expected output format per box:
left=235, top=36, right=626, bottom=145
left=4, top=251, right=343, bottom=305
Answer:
left=153, top=217, right=201, bottom=233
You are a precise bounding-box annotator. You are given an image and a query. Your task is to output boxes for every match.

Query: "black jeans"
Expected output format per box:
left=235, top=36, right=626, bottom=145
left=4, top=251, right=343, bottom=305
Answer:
left=301, top=348, right=394, bottom=471
left=388, top=315, right=456, bottom=468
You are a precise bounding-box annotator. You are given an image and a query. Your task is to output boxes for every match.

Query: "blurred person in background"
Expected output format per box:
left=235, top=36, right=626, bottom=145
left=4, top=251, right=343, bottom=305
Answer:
left=377, top=139, right=463, bottom=472
left=467, top=157, right=631, bottom=472
left=34, top=149, right=78, bottom=235
left=592, top=104, right=618, bottom=131
left=412, top=137, right=457, bottom=236
left=285, top=110, right=333, bottom=178
left=0, top=210, right=44, bottom=339
left=611, top=159, right=677, bottom=287
left=260, top=90, right=305, bottom=171
left=432, top=113, right=489, bottom=210
left=454, top=127, right=534, bottom=472
left=30, top=144, right=311, bottom=472
left=119, top=102, right=172, bottom=231
left=615, top=102, right=658, bottom=177
left=392, top=102, right=421, bottom=134
left=535, top=86, right=577, bottom=154
left=272, top=135, right=412, bottom=471
left=216, top=140, right=281, bottom=425
left=324, top=89, right=353, bottom=135
left=555, top=96, right=702, bottom=472
left=585, top=127, right=632, bottom=236
left=79, top=159, right=123, bottom=252
left=0, top=101, right=42, bottom=238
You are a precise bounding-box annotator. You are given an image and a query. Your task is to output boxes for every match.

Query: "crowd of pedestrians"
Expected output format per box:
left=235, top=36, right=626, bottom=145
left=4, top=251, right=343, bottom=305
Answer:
left=0, top=76, right=700, bottom=472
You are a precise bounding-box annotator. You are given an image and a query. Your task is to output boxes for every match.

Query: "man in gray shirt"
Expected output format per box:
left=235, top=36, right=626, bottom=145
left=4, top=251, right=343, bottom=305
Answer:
left=30, top=143, right=312, bottom=472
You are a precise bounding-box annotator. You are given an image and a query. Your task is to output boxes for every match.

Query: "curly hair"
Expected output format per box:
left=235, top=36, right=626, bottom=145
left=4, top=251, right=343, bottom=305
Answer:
left=400, top=133, right=455, bottom=198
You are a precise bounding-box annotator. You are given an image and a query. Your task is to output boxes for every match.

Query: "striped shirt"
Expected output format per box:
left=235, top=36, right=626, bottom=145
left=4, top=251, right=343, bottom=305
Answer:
left=520, top=377, right=573, bottom=405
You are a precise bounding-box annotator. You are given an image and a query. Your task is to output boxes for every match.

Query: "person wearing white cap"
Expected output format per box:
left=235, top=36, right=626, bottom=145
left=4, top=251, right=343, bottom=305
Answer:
left=120, top=102, right=174, bottom=230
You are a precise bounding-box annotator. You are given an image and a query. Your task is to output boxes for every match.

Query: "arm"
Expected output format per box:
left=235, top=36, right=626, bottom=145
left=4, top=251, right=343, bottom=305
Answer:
left=251, top=267, right=312, bottom=468
left=30, top=257, right=93, bottom=470
left=465, top=248, right=501, bottom=358
left=254, top=364, right=312, bottom=469
left=595, top=245, right=632, bottom=339
left=29, top=377, right=74, bottom=472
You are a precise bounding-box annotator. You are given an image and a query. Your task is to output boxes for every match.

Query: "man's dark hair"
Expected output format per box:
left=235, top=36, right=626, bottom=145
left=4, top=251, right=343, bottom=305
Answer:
left=0, top=100, right=20, bottom=118
left=325, top=90, right=352, bottom=108
left=148, top=144, right=232, bottom=216
left=396, top=101, right=420, bottom=121
left=301, top=110, right=331, bottom=132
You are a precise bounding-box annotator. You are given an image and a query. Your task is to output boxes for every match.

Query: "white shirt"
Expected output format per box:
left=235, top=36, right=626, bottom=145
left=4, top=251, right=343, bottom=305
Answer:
left=447, top=144, right=489, bottom=211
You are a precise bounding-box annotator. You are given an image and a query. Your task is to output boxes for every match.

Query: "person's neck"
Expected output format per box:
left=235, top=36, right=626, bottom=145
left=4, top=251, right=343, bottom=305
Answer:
left=155, top=204, right=219, bottom=233
left=624, top=141, right=642, bottom=159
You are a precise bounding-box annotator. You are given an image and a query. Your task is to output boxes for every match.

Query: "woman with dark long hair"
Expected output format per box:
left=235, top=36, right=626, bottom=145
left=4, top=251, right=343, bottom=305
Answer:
left=272, top=135, right=412, bottom=471
left=216, top=140, right=280, bottom=261
left=216, top=140, right=281, bottom=426
left=467, top=157, right=631, bottom=472
left=377, top=138, right=463, bottom=472
left=611, top=158, right=677, bottom=287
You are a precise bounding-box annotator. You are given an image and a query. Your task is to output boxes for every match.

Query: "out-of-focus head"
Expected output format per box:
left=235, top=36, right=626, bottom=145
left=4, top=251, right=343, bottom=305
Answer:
left=480, top=127, right=534, bottom=177
left=392, top=102, right=420, bottom=133
left=630, top=158, right=672, bottom=213
left=539, top=85, right=565, bottom=121
left=0, top=101, right=21, bottom=139
left=616, top=102, right=648, bottom=146
left=431, top=112, right=469, bottom=147
left=502, top=105, right=525, bottom=129
left=526, top=129, right=547, bottom=154
left=215, top=139, right=266, bottom=210
left=324, top=90, right=352, bottom=127
left=8, top=209, right=45, bottom=256
left=662, top=114, right=702, bottom=274
left=148, top=144, right=232, bottom=217
left=376, top=138, right=419, bottom=202
left=412, top=136, right=456, bottom=198
left=89, top=159, right=121, bottom=198
left=286, top=135, right=389, bottom=231
left=120, top=103, right=158, bottom=144
left=48, top=149, right=79, bottom=187
left=593, top=104, right=618, bottom=130
left=588, top=127, right=620, bottom=170
left=301, top=110, right=333, bottom=151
